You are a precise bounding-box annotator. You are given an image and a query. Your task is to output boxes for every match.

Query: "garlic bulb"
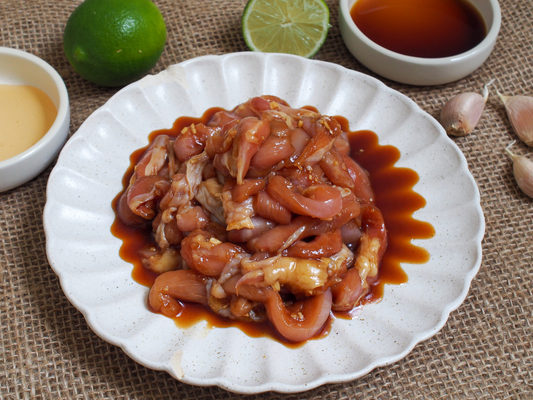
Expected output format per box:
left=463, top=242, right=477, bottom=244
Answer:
left=497, top=91, right=533, bottom=147
left=505, top=140, right=533, bottom=198
left=440, top=80, right=493, bottom=137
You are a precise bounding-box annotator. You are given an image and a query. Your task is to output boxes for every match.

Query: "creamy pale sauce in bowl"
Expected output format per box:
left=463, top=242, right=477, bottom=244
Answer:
left=0, top=84, right=58, bottom=162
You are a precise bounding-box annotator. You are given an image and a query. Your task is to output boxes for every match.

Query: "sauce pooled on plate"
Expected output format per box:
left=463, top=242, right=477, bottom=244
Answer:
left=112, top=97, right=435, bottom=346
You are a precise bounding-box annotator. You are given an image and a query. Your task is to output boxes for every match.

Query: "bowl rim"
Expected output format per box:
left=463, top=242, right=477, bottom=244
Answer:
left=339, top=0, right=502, bottom=66
left=0, top=46, right=70, bottom=168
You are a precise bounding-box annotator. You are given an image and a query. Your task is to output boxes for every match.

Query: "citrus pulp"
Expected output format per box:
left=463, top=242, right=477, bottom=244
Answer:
left=242, top=0, right=330, bottom=58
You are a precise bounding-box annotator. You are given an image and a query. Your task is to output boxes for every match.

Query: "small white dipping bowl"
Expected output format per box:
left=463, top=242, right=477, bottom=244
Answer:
left=339, top=0, right=501, bottom=86
left=0, top=47, right=70, bottom=192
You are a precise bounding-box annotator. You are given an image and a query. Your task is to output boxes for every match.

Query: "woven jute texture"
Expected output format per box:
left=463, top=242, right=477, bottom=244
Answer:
left=1, top=0, right=532, bottom=398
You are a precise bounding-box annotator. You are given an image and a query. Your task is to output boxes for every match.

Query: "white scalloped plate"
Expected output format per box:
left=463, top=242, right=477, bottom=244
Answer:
left=44, top=52, right=484, bottom=394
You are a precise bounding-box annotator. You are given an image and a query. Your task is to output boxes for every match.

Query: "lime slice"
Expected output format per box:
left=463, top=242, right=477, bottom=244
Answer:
left=242, top=0, right=330, bottom=58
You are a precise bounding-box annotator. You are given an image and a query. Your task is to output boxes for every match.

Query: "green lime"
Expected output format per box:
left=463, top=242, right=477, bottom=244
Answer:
left=242, top=0, right=330, bottom=58
left=63, top=0, right=167, bottom=87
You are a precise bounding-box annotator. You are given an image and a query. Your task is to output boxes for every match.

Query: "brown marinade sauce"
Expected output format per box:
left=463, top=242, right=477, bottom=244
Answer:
left=111, top=107, right=435, bottom=347
left=350, top=0, right=486, bottom=59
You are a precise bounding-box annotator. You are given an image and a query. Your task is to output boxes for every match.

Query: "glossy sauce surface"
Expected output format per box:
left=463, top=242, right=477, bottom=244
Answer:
left=0, top=84, right=57, bottom=161
left=351, top=0, right=486, bottom=58
left=111, top=108, right=435, bottom=346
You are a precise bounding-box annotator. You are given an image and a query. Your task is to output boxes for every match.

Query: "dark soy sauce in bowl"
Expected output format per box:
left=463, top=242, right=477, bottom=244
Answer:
left=351, top=0, right=486, bottom=58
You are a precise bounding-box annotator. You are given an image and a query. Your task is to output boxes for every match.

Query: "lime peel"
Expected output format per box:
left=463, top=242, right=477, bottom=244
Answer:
left=63, top=0, right=166, bottom=87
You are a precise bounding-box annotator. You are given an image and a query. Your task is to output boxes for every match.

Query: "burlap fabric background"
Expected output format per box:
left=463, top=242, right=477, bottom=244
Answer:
left=1, top=0, right=532, bottom=398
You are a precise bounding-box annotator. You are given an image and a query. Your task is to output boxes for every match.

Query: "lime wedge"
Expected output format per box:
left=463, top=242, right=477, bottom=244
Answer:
left=242, top=0, right=330, bottom=58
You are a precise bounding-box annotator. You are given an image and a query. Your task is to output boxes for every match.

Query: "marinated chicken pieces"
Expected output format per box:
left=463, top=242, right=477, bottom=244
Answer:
left=117, top=96, right=387, bottom=342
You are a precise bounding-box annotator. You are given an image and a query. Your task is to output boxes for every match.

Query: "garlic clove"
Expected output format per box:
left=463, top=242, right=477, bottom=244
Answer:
left=505, top=140, right=533, bottom=198
left=440, top=80, right=492, bottom=137
left=497, top=91, right=533, bottom=147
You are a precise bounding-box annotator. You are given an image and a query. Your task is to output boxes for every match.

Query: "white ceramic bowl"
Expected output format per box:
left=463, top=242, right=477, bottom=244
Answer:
left=339, top=0, right=501, bottom=86
left=0, top=47, right=70, bottom=192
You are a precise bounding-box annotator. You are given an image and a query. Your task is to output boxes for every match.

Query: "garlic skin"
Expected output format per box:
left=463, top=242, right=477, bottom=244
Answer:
left=497, top=91, right=533, bottom=147
left=505, top=141, right=533, bottom=198
left=440, top=80, right=492, bottom=137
